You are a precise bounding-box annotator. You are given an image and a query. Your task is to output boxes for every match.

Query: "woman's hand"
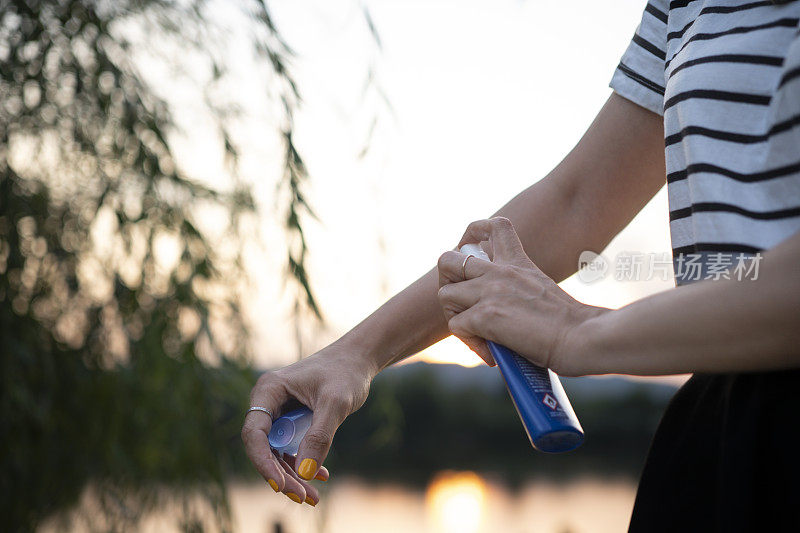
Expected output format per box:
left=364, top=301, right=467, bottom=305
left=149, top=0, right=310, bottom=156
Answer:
left=437, top=217, right=607, bottom=376
left=241, top=346, right=375, bottom=505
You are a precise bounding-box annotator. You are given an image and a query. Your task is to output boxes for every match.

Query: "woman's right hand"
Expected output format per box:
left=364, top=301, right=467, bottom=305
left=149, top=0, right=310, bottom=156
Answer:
left=241, top=345, right=376, bottom=506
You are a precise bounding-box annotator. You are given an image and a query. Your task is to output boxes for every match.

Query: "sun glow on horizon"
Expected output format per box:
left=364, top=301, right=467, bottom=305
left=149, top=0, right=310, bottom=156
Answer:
left=412, top=336, right=485, bottom=368
left=426, top=471, right=488, bottom=533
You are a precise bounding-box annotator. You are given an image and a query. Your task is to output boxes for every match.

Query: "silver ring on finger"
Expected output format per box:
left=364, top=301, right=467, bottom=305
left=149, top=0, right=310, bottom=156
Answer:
left=247, top=406, right=274, bottom=420
left=462, top=254, right=475, bottom=280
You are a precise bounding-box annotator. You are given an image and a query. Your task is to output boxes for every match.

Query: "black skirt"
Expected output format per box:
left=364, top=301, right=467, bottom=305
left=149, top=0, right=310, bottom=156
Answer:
left=629, top=370, right=800, bottom=532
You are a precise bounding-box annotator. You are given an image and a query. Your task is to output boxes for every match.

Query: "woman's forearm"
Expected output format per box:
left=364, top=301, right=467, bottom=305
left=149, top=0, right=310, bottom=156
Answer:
left=334, top=177, right=583, bottom=372
left=568, top=232, right=800, bottom=376
left=332, top=269, right=445, bottom=372
left=337, top=94, right=666, bottom=372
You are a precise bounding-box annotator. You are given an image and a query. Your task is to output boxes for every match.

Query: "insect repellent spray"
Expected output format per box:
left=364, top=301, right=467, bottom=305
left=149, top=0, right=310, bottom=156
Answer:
left=268, top=407, right=313, bottom=456
left=460, top=244, right=584, bottom=453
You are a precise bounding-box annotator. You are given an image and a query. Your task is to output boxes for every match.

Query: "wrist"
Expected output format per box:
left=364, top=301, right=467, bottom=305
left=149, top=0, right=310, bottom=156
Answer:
left=329, top=334, right=382, bottom=380
left=553, top=305, right=611, bottom=377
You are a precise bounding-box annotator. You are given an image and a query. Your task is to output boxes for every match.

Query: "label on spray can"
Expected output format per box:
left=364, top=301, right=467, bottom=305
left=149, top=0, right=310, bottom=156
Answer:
left=461, top=242, right=584, bottom=453
left=509, top=352, right=571, bottom=422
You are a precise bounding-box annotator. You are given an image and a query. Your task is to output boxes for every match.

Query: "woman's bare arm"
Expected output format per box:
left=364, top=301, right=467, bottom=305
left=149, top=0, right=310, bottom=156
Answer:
left=566, top=231, right=800, bottom=376
left=437, top=218, right=800, bottom=380
left=339, top=93, right=666, bottom=371
left=242, top=93, right=665, bottom=500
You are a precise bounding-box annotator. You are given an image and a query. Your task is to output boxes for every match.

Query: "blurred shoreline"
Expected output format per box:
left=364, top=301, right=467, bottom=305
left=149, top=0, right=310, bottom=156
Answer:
left=42, top=475, right=638, bottom=533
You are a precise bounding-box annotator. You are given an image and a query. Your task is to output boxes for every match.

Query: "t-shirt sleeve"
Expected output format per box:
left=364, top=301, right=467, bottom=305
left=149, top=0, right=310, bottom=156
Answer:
left=763, top=31, right=800, bottom=225
left=765, top=32, right=800, bottom=166
left=610, top=1, right=669, bottom=116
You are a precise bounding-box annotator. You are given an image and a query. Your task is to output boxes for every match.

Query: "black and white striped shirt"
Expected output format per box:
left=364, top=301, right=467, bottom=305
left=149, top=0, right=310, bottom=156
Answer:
left=610, top=0, right=800, bottom=285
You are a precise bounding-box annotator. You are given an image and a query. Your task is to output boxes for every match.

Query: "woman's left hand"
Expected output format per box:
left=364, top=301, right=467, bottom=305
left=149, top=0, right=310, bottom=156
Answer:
left=437, top=217, right=606, bottom=376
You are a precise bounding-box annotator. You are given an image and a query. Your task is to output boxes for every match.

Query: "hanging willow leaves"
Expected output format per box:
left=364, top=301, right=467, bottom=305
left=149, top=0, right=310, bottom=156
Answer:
left=0, top=0, right=381, bottom=531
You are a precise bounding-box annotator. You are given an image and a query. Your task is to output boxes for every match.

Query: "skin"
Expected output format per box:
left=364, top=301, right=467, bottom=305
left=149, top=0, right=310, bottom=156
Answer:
left=437, top=218, right=800, bottom=377
left=241, top=92, right=799, bottom=504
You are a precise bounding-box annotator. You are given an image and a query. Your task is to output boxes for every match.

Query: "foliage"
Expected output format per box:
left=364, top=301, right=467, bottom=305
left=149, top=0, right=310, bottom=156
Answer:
left=330, top=364, right=671, bottom=486
left=0, top=0, right=317, bottom=530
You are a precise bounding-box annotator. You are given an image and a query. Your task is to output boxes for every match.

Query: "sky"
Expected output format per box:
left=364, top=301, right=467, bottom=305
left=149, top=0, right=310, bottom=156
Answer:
left=165, top=0, right=679, bottom=374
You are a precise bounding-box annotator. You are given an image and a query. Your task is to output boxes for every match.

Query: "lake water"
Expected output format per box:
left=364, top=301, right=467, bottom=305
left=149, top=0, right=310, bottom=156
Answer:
left=228, top=475, right=637, bottom=533
left=208, top=475, right=634, bottom=533
left=42, top=474, right=638, bottom=532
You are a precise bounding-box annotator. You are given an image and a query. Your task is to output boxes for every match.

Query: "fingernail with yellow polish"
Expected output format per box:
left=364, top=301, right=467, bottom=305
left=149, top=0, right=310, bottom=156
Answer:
left=298, top=458, right=318, bottom=480
left=268, top=479, right=279, bottom=492
left=286, top=492, right=302, bottom=504
left=304, top=496, right=317, bottom=507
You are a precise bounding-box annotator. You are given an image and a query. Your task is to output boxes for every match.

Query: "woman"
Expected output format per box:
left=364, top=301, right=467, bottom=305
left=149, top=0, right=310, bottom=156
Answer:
left=242, top=1, right=800, bottom=528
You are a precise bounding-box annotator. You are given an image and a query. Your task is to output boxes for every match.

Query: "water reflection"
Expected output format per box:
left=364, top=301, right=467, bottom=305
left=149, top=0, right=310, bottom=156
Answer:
left=425, top=472, right=487, bottom=533
left=40, top=475, right=636, bottom=532
left=224, top=475, right=636, bottom=533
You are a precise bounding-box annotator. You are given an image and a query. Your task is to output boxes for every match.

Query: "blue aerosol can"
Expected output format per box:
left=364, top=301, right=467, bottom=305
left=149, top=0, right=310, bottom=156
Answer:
left=460, top=244, right=584, bottom=453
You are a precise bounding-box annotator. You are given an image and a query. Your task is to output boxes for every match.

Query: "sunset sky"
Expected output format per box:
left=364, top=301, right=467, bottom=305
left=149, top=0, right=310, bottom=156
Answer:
left=161, top=0, right=677, bottom=372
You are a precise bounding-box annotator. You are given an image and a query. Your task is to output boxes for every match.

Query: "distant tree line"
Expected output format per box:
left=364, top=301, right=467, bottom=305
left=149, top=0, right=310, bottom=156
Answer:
left=330, top=364, right=669, bottom=486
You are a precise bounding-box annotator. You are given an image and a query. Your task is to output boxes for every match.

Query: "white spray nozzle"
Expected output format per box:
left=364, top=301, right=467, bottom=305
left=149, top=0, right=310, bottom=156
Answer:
left=459, top=243, right=490, bottom=262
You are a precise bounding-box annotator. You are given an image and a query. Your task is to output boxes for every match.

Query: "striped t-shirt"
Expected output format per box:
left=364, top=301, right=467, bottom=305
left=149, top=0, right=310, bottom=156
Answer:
left=610, top=0, right=800, bottom=285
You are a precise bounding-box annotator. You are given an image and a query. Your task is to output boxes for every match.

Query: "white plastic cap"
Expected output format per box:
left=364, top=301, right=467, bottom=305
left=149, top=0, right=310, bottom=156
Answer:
left=459, top=243, right=490, bottom=262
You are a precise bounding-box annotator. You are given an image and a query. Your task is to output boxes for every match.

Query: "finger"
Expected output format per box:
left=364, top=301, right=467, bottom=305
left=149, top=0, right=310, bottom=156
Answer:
left=279, top=457, right=322, bottom=506
left=456, top=334, right=495, bottom=366
left=277, top=453, right=322, bottom=505
left=294, top=401, right=347, bottom=481
left=241, top=421, right=287, bottom=492
left=457, top=217, right=525, bottom=264
left=275, top=453, right=310, bottom=504
left=438, top=278, right=482, bottom=311
left=277, top=456, right=319, bottom=506
left=447, top=307, right=486, bottom=342
left=437, top=250, right=491, bottom=286
left=283, top=454, right=330, bottom=481
left=242, top=379, right=289, bottom=492
left=444, top=302, right=495, bottom=365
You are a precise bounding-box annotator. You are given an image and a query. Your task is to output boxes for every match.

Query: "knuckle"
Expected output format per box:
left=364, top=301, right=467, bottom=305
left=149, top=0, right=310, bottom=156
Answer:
left=446, top=315, right=459, bottom=334
left=486, top=277, right=507, bottom=295
left=304, top=429, right=334, bottom=450
left=466, top=219, right=483, bottom=230
left=256, top=370, right=275, bottom=387
left=478, top=301, right=500, bottom=321
left=491, top=216, right=512, bottom=228
left=437, top=285, right=450, bottom=302
left=240, top=425, right=256, bottom=445
left=463, top=219, right=491, bottom=242
left=441, top=307, right=458, bottom=322
left=465, top=219, right=486, bottom=235
left=253, top=373, right=277, bottom=398
left=328, top=393, right=352, bottom=414
left=448, top=315, right=467, bottom=336
left=437, top=251, right=456, bottom=271
left=253, top=372, right=287, bottom=401
left=495, top=264, right=514, bottom=278
left=474, top=305, right=497, bottom=338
